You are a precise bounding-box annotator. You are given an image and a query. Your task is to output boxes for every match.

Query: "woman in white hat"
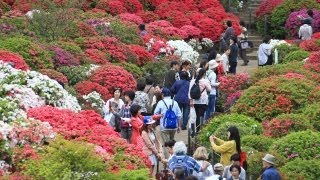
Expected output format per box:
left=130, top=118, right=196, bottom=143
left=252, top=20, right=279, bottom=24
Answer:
left=205, top=60, right=220, bottom=121
left=141, top=116, right=163, bottom=175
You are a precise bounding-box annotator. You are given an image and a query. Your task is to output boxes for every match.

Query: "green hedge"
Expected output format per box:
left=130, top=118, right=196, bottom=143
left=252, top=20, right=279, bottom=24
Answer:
left=273, top=44, right=300, bottom=62
left=270, top=130, right=320, bottom=161
left=298, top=103, right=320, bottom=131
left=242, top=135, right=275, bottom=152
left=280, top=159, right=320, bottom=180
left=197, top=114, right=262, bottom=147
left=282, top=50, right=309, bottom=64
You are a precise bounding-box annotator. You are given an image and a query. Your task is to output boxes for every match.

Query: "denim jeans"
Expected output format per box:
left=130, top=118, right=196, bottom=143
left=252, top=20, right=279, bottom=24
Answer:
left=205, top=94, right=216, bottom=121
left=229, top=61, right=237, bottom=74
left=179, top=102, right=190, bottom=129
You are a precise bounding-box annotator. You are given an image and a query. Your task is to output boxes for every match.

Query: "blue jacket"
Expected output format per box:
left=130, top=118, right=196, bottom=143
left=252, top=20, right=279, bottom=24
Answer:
left=262, top=166, right=281, bottom=180
left=171, top=80, right=190, bottom=104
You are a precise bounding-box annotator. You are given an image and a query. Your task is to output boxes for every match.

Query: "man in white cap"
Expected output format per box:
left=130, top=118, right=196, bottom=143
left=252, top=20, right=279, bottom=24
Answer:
left=261, top=154, right=281, bottom=180
left=205, top=60, right=220, bottom=121
left=205, top=163, right=226, bottom=180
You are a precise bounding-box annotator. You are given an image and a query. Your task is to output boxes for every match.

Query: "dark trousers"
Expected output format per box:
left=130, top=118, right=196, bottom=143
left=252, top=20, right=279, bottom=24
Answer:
left=229, top=62, right=237, bottom=74
left=194, top=104, right=207, bottom=132
left=121, top=128, right=132, bottom=143
left=239, top=49, right=248, bottom=64
left=205, top=94, right=216, bottom=121
left=179, top=102, right=190, bottom=129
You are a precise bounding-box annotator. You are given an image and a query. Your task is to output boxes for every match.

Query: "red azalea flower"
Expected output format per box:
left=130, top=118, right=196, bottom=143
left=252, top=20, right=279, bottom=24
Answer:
left=135, top=11, right=160, bottom=23
left=127, top=45, right=153, bottom=66
left=255, top=0, right=283, bottom=18
left=195, top=17, right=223, bottom=41
left=119, top=13, right=143, bottom=25
left=0, top=50, right=29, bottom=70
left=85, top=48, right=110, bottom=64
left=180, top=25, right=202, bottom=38
left=39, top=69, right=68, bottom=84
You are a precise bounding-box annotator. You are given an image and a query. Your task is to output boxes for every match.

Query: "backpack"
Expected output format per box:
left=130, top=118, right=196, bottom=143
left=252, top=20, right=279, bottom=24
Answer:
left=190, top=81, right=206, bottom=100
left=162, top=100, right=178, bottom=129
left=171, top=156, right=192, bottom=177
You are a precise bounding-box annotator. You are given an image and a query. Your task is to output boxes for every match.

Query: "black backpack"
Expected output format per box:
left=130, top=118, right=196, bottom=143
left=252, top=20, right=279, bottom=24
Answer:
left=190, top=81, right=206, bottom=100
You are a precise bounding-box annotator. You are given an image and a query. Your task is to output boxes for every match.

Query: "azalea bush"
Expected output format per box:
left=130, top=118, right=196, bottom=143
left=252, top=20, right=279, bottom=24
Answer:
left=299, top=39, right=320, bottom=52
left=197, top=113, right=262, bottom=147
left=280, top=159, right=320, bottom=180
left=109, top=20, right=142, bottom=45
left=0, top=36, right=53, bottom=70
left=81, top=91, right=105, bottom=114
left=142, top=59, right=170, bottom=85
left=242, top=135, right=274, bottom=152
left=89, top=65, right=137, bottom=96
left=27, top=106, right=151, bottom=171
left=0, top=62, right=81, bottom=112
left=273, top=44, right=300, bottom=62
left=0, top=50, right=29, bottom=70
left=282, top=50, right=309, bottom=63
left=270, top=0, right=320, bottom=38
left=58, top=64, right=100, bottom=86
left=262, top=113, right=313, bottom=138
left=128, top=44, right=154, bottom=66
left=167, top=40, right=199, bottom=63
left=232, top=73, right=319, bottom=121
left=75, top=81, right=111, bottom=101
left=217, top=73, right=251, bottom=112
left=297, top=102, right=320, bottom=131
left=304, top=50, right=320, bottom=73
left=213, top=121, right=263, bottom=141
left=285, top=9, right=320, bottom=38
left=114, top=62, right=143, bottom=78
left=271, top=130, right=320, bottom=161
left=39, top=69, right=68, bottom=85
left=255, top=0, right=283, bottom=18
left=51, top=47, right=80, bottom=67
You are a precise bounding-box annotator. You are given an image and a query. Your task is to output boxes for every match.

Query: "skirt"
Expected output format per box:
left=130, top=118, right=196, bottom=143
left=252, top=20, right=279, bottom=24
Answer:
left=149, top=154, right=157, bottom=166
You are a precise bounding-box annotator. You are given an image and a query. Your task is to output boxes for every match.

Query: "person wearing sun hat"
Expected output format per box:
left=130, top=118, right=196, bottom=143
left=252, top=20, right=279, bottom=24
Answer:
left=261, top=154, right=281, bottom=180
left=205, top=60, right=220, bottom=121
left=214, top=54, right=226, bottom=77
left=141, top=116, right=163, bottom=175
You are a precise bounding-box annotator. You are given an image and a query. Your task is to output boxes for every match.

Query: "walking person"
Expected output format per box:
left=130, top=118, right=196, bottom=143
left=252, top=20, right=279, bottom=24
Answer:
left=141, top=116, right=164, bottom=175
left=229, top=36, right=238, bottom=74
left=171, top=71, right=190, bottom=130
left=164, top=60, right=180, bottom=89
left=189, top=69, right=211, bottom=132
left=209, top=126, right=242, bottom=166
left=103, top=87, right=124, bottom=131
left=221, top=47, right=230, bottom=75
left=154, top=88, right=182, bottom=143
left=238, top=21, right=249, bottom=66
left=133, top=80, right=150, bottom=116
left=205, top=60, right=220, bottom=121
left=258, top=35, right=273, bottom=67
left=222, top=21, right=235, bottom=49
left=119, top=90, right=135, bottom=143
left=128, top=104, right=144, bottom=147
left=144, top=76, right=155, bottom=114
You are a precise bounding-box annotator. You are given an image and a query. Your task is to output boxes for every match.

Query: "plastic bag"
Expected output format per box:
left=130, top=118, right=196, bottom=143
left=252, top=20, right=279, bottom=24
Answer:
left=189, top=107, right=197, bottom=137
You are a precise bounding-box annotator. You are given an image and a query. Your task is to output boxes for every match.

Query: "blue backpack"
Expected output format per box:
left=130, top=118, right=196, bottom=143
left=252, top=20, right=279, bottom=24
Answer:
left=162, top=100, right=178, bottom=129
left=171, top=156, right=192, bottom=177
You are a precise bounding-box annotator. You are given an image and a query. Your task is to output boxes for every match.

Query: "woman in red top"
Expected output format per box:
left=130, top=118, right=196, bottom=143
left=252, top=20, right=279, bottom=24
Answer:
left=127, top=104, right=144, bottom=146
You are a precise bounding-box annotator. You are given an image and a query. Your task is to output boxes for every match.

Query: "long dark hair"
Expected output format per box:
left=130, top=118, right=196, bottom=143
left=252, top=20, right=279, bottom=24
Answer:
left=196, top=69, right=206, bottom=84
left=228, top=126, right=241, bottom=154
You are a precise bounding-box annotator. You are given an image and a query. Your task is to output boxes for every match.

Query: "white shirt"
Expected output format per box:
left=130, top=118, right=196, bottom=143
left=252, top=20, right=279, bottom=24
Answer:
left=206, top=70, right=219, bottom=95
left=193, top=160, right=214, bottom=180
left=103, top=98, right=124, bottom=122
left=258, top=43, right=272, bottom=65
left=221, top=53, right=229, bottom=74
left=189, top=78, right=211, bottom=105
left=299, top=24, right=312, bottom=40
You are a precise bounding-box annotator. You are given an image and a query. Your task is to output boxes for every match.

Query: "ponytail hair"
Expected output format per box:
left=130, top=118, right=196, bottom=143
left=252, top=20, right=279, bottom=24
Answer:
left=196, top=68, right=206, bottom=84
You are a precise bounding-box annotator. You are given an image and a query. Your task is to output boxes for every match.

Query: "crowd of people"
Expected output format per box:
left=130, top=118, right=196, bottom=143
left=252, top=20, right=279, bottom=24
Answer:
left=99, top=20, right=284, bottom=179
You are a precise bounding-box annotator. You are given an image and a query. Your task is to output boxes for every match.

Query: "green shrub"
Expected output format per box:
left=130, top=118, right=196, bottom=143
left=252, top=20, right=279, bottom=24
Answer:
left=197, top=114, right=262, bottom=147
left=298, top=103, right=320, bottom=131
left=242, top=135, right=275, bottom=152
left=142, top=59, right=170, bottom=85
left=114, top=62, right=143, bottom=79
left=274, top=113, right=314, bottom=132
left=280, top=159, right=320, bottom=180
left=270, top=0, right=320, bottom=38
left=57, top=65, right=91, bottom=86
left=213, top=121, right=263, bottom=141
left=23, top=137, right=109, bottom=179
left=247, top=152, right=287, bottom=180
left=273, top=44, right=300, bottom=62
left=282, top=50, right=309, bottom=64
left=109, top=20, right=142, bottom=45
left=27, top=0, right=81, bottom=42
left=251, top=61, right=303, bottom=83
left=0, top=36, right=53, bottom=70
left=270, top=130, right=320, bottom=161
left=232, top=74, right=318, bottom=121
